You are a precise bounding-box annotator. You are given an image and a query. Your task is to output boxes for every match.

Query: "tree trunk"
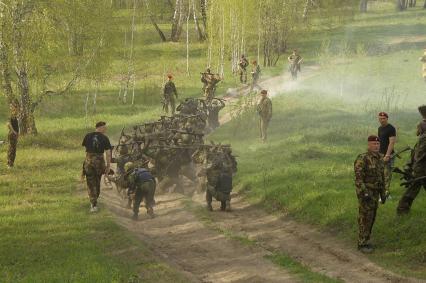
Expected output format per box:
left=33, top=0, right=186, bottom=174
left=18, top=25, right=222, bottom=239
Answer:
left=200, top=0, right=207, bottom=31
left=303, top=0, right=312, bottom=20
left=171, top=0, right=183, bottom=42
left=424, top=0, right=426, bottom=8
left=193, top=0, right=206, bottom=41
left=359, top=0, right=368, bottom=12
left=144, top=0, right=167, bottom=42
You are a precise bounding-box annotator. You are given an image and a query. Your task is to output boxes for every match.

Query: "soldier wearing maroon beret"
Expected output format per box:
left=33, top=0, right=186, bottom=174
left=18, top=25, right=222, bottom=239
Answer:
left=353, top=135, right=386, bottom=253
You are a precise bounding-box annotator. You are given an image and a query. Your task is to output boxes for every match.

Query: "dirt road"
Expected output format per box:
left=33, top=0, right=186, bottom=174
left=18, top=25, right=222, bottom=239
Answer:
left=102, top=69, right=424, bottom=283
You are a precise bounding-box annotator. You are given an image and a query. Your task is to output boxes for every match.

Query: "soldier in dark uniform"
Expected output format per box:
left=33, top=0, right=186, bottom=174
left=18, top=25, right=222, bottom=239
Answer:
left=354, top=135, right=386, bottom=253
left=238, top=55, right=249, bottom=84
left=163, top=74, right=178, bottom=115
left=6, top=104, right=19, bottom=168
left=397, top=105, right=426, bottom=215
left=250, top=60, right=261, bottom=92
left=82, top=121, right=112, bottom=212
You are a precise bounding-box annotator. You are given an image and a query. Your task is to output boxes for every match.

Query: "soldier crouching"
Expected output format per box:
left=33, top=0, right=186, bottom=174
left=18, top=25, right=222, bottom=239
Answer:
left=124, top=162, right=156, bottom=220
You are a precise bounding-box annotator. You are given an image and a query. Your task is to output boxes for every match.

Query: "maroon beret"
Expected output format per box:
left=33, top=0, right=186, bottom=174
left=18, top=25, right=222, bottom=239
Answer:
left=368, top=135, right=380, bottom=142
left=260, top=90, right=268, bottom=95
left=378, top=112, right=388, bottom=118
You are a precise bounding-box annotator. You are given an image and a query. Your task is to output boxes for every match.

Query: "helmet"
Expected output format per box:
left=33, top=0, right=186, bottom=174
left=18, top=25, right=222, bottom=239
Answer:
left=124, top=162, right=135, bottom=173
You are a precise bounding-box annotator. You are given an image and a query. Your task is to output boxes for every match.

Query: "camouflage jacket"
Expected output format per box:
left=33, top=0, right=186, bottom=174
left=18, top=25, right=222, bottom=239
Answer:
left=164, top=81, right=177, bottom=97
left=414, top=133, right=426, bottom=163
left=238, top=58, right=249, bottom=70
left=354, top=151, right=385, bottom=198
left=257, top=97, right=272, bottom=120
left=252, top=65, right=261, bottom=79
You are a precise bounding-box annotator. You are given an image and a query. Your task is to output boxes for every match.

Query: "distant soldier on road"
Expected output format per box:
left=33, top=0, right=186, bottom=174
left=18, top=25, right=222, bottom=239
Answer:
left=397, top=105, right=426, bottom=215
left=288, top=49, right=303, bottom=80
left=419, top=49, right=426, bottom=82
left=257, top=90, right=272, bottom=142
left=238, top=54, right=249, bottom=84
left=250, top=60, right=261, bottom=92
left=354, top=135, right=386, bottom=253
left=124, top=162, right=156, bottom=220
left=163, top=74, right=178, bottom=115
left=82, top=121, right=113, bottom=212
left=6, top=103, right=19, bottom=168
left=377, top=112, right=396, bottom=198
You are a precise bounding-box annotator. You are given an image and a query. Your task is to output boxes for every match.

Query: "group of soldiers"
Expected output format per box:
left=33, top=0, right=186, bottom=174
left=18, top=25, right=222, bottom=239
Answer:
left=354, top=107, right=426, bottom=253
left=238, top=54, right=262, bottom=91
left=96, top=96, right=238, bottom=219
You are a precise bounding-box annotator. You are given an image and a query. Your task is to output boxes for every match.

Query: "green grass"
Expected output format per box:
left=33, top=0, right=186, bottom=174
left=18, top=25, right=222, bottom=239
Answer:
left=210, top=6, right=426, bottom=279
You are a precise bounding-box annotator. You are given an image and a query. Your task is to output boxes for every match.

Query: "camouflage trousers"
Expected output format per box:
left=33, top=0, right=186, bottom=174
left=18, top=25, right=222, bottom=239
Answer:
left=164, top=95, right=176, bottom=115
left=358, top=192, right=379, bottom=246
left=239, top=69, right=247, bottom=83
left=204, top=86, right=216, bottom=101
left=260, top=118, right=270, bottom=141
left=132, top=180, right=156, bottom=215
left=397, top=161, right=426, bottom=214
left=83, top=153, right=106, bottom=206
left=7, top=132, right=18, bottom=167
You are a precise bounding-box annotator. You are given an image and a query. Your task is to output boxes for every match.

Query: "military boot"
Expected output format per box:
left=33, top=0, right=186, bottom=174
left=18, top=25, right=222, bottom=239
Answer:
left=147, top=207, right=155, bottom=218
left=358, top=244, right=374, bottom=254
left=220, top=201, right=226, bottom=211
left=396, top=196, right=413, bottom=215
left=207, top=202, right=213, bottom=211
left=131, top=213, right=138, bottom=221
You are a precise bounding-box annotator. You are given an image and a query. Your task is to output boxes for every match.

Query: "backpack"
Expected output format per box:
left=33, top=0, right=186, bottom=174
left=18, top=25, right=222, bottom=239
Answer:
left=134, top=168, right=153, bottom=183
left=216, top=173, right=233, bottom=194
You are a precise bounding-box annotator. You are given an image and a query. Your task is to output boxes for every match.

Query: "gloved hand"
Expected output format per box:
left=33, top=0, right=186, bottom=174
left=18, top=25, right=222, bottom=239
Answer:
left=362, top=193, right=373, bottom=202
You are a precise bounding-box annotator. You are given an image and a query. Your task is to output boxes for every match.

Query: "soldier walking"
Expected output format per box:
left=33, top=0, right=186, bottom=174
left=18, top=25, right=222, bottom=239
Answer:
left=6, top=104, right=19, bottom=168
left=163, top=74, right=178, bottom=115
left=397, top=105, right=426, bottom=215
left=354, top=135, right=386, bottom=253
left=288, top=49, right=303, bottom=80
left=377, top=112, right=396, bottom=198
left=124, top=162, right=156, bottom=220
left=257, top=90, right=272, bottom=142
left=82, top=121, right=112, bottom=212
left=238, top=54, right=249, bottom=84
left=250, top=60, right=261, bottom=92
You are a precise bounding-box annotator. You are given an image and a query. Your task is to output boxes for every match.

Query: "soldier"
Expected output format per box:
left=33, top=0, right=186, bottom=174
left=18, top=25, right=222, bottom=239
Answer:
left=354, top=135, right=386, bottom=253
left=377, top=112, right=396, bottom=198
left=257, top=90, right=272, bottom=142
left=203, top=147, right=232, bottom=211
left=163, top=74, right=178, bottom=115
left=6, top=104, right=19, bottom=168
left=238, top=54, right=249, bottom=84
left=82, top=121, right=112, bottom=212
left=207, top=99, right=225, bottom=131
left=419, top=49, right=426, bottom=82
left=250, top=60, right=261, bottom=92
left=204, top=72, right=221, bottom=101
left=397, top=105, right=426, bottom=215
left=288, top=49, right=303, bottom=80
left=124, top=162, right=156, bottom=220
left=201, top=68, right=211, bottom=94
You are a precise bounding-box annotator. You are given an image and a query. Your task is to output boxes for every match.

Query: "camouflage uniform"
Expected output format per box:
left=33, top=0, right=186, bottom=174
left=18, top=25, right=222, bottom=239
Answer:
left=354, top=151, right=386, bottom=247
left=84, top=153, right=106, bottom=206
left=288, top=54, right=302, bottom=79
left=126, top=168, right=156, bottom=218
left=238, top=57, right=249, bottom=83
left=397, top=134, right=426, bottom=214
left=257, top=96, right=272, bottom=141
left=250, top=64, right=261, bottom=91
left=204, top=74, right=221, bottom=101
left=163, top=80, right=178, bottom=115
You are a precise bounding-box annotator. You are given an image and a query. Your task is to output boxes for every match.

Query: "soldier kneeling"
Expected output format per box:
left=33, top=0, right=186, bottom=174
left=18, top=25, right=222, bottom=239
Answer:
left=124, top=162, right=156, bottom=220
left=206, top=168, right=233, bottom=212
